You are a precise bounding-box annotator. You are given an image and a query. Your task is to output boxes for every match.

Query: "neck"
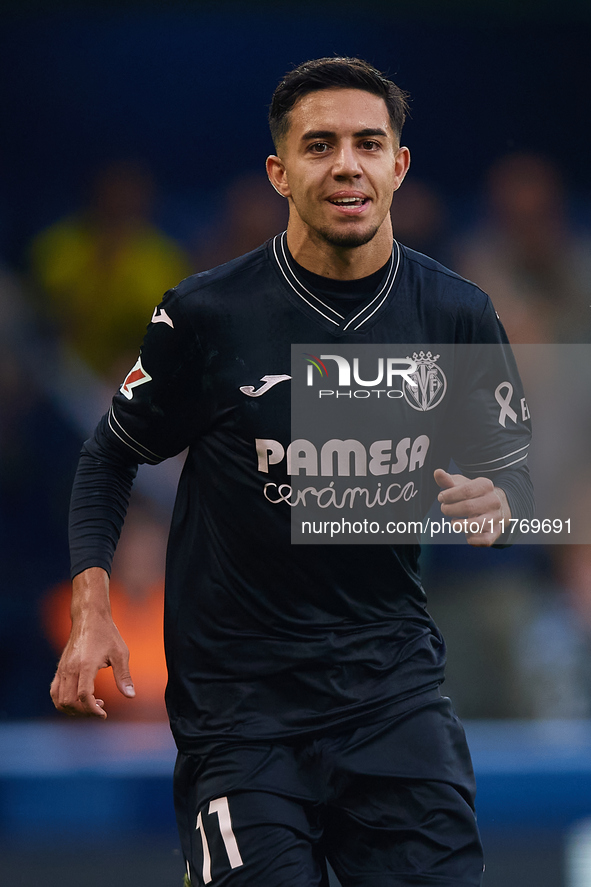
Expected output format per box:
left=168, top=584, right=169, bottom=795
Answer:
left=285, top=217, right=394, bottom=280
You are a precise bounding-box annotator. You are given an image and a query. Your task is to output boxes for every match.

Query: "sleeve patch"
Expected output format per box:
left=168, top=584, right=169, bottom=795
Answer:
left=120, top=356, right=152, bottom=400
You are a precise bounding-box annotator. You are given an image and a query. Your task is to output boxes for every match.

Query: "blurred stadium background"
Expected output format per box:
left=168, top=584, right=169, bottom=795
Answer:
left=1, top=1, right=591, bottom=884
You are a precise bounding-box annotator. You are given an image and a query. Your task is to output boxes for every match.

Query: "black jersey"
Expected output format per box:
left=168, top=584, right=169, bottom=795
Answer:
left=70, top=234, right=533, bottom=754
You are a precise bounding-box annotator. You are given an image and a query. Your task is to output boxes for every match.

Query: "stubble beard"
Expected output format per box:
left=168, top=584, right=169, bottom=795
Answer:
left=315, top=221, right=382, bottom=250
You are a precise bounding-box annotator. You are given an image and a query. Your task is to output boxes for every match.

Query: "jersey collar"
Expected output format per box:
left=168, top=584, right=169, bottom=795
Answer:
left=271, top=231, right=401, bottom=335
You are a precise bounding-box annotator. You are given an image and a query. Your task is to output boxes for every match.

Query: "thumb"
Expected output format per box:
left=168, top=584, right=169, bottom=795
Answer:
left=434, top=468, right=456, bottom=490
left=111, top=649, right=135, bottom=698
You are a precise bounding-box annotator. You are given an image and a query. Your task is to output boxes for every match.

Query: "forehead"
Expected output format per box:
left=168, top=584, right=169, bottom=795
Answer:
left=287, top=88, right=394, bottom=139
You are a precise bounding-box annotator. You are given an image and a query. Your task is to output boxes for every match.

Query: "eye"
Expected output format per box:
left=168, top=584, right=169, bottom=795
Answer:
left=308, top=142, right=330, bottom=153
left=360, top=139, right=380, bottom=150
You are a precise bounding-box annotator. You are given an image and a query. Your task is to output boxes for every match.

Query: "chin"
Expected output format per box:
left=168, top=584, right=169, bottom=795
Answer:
left=320, top=224, right=381, bottom=249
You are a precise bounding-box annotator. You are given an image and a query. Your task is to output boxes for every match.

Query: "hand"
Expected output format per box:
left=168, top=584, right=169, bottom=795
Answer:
left=50, top=568, right=135, bottom=719
left=434, top=468, right=510, bottom=547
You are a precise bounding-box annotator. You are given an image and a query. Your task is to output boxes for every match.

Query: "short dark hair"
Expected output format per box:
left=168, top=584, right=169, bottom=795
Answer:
left=269, top=57, right=410, bottom=149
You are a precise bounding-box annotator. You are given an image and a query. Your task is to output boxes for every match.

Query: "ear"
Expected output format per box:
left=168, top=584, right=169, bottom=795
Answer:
left=266, top=154, right=291, bottom=199
left=393, top=146, right=411, bottom=192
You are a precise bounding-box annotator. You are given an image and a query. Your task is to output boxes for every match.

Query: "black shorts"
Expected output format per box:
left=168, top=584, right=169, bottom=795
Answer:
left=174, top=692, right=484, bottom=886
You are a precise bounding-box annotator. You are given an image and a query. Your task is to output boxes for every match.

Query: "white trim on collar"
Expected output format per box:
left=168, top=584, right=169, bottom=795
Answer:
left=272, top=232, right=400, bottom=332
left=344, top=242, right=399, bottom=332
left=272, top=234, right=342, bottom=326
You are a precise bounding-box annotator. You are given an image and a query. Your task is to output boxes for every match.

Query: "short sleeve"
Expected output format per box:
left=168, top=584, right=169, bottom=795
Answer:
left=106, top=288, right=208, bottom=464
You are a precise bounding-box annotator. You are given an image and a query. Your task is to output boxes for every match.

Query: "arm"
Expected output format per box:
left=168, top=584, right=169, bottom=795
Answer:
left=49, top=427, right=138, bottom=718
left=441, top=299, right=533, bottom=545
left=434, top=468, right=510, bottom=547
left=50, top=567, right=135, bottom=718
left=50, top=286, right=203, bottom=718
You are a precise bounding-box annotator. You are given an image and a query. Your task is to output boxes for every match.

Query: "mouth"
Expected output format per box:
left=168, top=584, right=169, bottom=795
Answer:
left=327, top=194, right=370, bottom=215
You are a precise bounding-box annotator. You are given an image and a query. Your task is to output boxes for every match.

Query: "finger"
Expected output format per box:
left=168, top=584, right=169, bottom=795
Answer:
left=50, top=670, right=61, bottom=709
left=51, top=672, right=80, bottom=716
left=463, top=510, right=505, bottom=547
left=434, top=469, right=476, bottom=504
left=439, top=477, right=495, bottom=507
left=111, top=647, right=136, bottom=699
left=465, top=525, right=500, bottom=547
left=52, top=671, right=105, bottom=718
left=433, top=468, right=456, bottom=490
left=77, top=667, right=108, bottom=718
left=55, top=662, right=86, bottom=712
left=75, top=691, right=107, bottom=718
left=440, top=493, right=498, bottom=520
left=50, top=678, right=75, bottom=715
left=466, top=533, right=495, bottom=548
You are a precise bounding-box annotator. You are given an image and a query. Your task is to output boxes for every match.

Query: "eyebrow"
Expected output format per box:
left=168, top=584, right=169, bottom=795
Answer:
left=301, top=127, right=389, bottom=141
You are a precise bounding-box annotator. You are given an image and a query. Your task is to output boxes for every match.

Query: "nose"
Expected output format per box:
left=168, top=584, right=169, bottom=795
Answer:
left=332, top=142, right=362, bottom=178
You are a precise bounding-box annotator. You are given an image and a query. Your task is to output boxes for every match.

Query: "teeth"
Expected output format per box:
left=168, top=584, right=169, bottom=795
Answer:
left=332, top=197, right=363, bottom=205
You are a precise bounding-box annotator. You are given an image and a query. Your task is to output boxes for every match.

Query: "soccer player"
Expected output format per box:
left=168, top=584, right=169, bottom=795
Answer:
left=51, top=58, right=533, bottom=886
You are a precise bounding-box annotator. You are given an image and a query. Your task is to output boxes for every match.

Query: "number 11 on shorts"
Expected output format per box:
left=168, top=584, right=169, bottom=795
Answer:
left=196, top=796, right=244, bottom=883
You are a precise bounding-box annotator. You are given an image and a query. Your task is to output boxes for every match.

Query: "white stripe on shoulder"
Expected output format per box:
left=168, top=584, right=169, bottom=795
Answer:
left=108, top=407, right=164, bottom=464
